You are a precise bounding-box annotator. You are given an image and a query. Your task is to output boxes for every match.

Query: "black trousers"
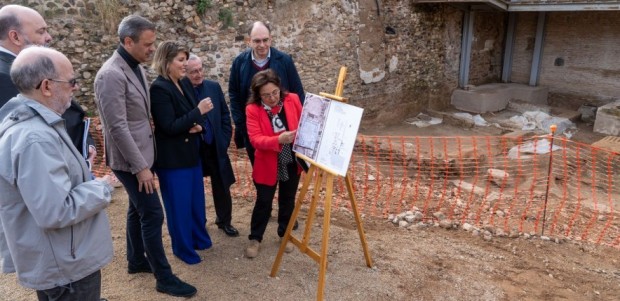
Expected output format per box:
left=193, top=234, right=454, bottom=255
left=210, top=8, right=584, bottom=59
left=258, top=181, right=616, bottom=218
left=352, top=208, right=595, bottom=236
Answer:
left=113, top=170, right=173, bottom=281
left=36, top=270, right=101, bottom=301
left=202, top=142, right=234, bottom=225
left=249, top=163, right=300, bottom=242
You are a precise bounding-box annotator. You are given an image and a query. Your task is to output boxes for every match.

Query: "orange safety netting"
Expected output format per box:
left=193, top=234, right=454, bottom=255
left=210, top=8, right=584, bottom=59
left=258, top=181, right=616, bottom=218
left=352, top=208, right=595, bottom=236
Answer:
left=89, top=118, right=620, bottom=249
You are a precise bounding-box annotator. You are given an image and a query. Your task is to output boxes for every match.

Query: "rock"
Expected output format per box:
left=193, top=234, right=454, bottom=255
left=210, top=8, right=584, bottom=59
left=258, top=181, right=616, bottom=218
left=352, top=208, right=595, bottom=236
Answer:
left=414, top=211, right=424, bottom=222
left=387, top=214, right=395, bottom=221
left=523, top=233, right=531, bottom=239
left=433, top=211, right=446, bottom=221
left=439, top=220, right=453, bottom=229
left=391, top=217, right=399, bottom=224
left=398, top=220, right=408, bottom=228
left=487, top=168, right=510, bottom=185
left=483, top=225, right=495, bottom=234
left=462, top=223, right=474, bottom=231
left=496, top=210, right=505, bottom=218
left=483, top=233, right=493, bottom=241
left=495, top=228, right=506, bottom=237
left=404, top=215, right=415, bottom=223
left=541, top=236, right=551, bottom=241
left=509, top=228, right=519, bottom=238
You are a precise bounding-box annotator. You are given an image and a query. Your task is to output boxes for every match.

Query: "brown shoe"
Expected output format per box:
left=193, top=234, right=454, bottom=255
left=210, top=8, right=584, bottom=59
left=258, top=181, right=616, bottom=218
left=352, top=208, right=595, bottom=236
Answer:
left=281, top=238, right=294, bottom=253
left=245, top=240, right=260, bottom=258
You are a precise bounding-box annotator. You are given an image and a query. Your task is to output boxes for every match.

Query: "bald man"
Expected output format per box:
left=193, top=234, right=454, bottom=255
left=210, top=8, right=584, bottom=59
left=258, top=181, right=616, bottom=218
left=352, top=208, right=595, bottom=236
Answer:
left=0, top=4, right=52, bottom=106
left=0, top=46, right=113, bottom=301
left=0, top=4, right=98, bottom=175
left=228, top=21, right=305, bottom=165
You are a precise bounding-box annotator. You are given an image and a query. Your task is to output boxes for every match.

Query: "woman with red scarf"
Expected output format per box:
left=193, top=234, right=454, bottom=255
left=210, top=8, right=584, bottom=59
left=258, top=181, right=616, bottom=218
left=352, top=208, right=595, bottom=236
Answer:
left=244, top=69, right=303, bottom=258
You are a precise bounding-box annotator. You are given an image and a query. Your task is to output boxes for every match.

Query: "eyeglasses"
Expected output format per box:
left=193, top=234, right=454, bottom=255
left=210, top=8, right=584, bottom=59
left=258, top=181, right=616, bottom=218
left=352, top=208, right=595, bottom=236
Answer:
left=251, top=38, right=270, bottom=44
left=36, top=78, right=78, bottom=89
left=260, top=88, right=280, bottom=100
left=187, top=68, right=203, bottom=76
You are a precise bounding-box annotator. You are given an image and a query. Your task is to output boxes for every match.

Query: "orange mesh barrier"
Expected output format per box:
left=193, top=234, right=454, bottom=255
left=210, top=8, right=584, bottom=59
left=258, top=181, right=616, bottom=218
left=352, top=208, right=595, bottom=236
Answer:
left=88, top=118, right=620, bottom=249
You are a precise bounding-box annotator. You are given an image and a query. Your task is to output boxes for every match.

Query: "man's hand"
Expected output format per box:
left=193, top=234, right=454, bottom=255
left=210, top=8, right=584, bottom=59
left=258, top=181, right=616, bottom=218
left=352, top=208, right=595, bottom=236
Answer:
left=136, top=168, right=155, bottom=194
left=197, top=97, right=213, bottom=114
left=87, top=145, right=97, bottom=167
left=189, top=124, right=203, bottom=134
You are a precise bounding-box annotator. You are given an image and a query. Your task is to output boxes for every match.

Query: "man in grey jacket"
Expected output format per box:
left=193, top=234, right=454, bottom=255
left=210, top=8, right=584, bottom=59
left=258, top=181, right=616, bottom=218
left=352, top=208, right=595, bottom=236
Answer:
left=0, top=46, right=113, bottom=300
left=94, top=15, right=196, bottom=297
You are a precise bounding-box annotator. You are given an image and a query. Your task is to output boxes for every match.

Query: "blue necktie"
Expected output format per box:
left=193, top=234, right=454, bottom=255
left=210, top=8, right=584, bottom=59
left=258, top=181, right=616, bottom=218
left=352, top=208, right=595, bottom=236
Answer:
left=194, top=87, right=214, bottom=144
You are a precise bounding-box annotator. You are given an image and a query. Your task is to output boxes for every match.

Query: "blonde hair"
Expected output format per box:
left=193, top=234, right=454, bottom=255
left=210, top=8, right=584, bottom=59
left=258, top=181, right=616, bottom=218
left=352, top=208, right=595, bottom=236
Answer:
left=151, top=40, right=189, bottom=80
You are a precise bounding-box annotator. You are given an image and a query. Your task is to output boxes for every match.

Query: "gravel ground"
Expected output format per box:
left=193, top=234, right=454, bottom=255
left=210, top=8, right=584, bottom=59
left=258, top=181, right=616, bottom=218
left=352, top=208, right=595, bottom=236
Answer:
left=1, top=185, right=619, bottom=301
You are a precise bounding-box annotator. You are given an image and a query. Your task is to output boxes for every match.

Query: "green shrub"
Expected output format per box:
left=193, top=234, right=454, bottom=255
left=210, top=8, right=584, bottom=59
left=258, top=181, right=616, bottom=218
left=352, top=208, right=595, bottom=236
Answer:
left=218, top=8, right=233, bottom=29
left=196, top=0, right=212, bottom=15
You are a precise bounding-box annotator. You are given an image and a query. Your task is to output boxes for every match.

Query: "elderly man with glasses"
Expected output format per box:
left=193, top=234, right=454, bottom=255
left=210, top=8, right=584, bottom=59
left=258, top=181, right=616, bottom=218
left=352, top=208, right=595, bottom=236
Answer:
left=0, top=45, right=113, bottom=301
left=228, top=21, right=305, bottom=165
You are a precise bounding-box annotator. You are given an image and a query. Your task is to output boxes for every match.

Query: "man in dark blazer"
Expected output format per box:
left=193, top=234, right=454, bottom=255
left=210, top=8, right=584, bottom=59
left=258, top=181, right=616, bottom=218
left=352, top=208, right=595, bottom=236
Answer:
left=228, top=21, right=305, bottom=165
left=0, top=5, right=52, bottom=107
left=0, top=5, right=95, bottom=163
left=185, top=54, right=239, bottom=237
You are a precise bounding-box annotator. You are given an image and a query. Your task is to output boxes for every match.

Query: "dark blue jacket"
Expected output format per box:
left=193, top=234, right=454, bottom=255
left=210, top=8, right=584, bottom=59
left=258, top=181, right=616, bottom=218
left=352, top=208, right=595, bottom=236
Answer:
left=228, top=47, right=304, bottom=148
left=0, top=51, right=18, bottom=108
left=186, top=78, right=236, bottom=188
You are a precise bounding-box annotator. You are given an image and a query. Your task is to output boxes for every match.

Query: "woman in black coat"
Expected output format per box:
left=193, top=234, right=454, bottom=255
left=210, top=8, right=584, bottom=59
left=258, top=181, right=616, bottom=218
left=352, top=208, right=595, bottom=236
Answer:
left=150, top=41, right=214, bottom=264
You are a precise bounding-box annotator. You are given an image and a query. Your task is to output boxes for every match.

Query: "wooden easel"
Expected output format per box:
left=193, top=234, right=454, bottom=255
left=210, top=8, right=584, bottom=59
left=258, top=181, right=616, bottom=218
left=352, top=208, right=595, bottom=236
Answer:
left=270, top=67, right=373, bottom=301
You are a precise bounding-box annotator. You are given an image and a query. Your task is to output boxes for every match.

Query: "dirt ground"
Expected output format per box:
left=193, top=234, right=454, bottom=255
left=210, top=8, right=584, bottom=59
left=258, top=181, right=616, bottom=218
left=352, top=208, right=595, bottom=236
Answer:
left=1, top=121, right=619, bottom=301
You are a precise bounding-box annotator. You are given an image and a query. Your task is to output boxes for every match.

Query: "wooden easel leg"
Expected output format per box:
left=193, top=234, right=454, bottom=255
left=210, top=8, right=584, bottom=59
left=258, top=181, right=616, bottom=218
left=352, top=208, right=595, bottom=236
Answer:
left=301, top=169, right=324, bottom=252
left=317, top=174, right=334, bottom=301
left=345, top=174, right=373, bottom=267
left=270, top=165, right=317, bottom=277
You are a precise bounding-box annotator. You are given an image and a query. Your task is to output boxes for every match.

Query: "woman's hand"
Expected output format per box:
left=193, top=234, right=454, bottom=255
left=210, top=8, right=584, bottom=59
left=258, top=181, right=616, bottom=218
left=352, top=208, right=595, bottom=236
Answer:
left=189, top=124, right=203, bottom=133
left=278, top=130, right=297, bottom=144
left=198, top=97, right=213, bottom=114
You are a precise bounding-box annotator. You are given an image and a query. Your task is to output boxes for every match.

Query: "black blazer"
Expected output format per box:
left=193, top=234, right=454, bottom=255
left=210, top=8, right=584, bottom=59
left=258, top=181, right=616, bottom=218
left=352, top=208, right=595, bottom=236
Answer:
left=183, top=78, right=236, bottom=188
left=0, top=51, right=18, bottom=108
left=150, top=75, right=204, bottom=169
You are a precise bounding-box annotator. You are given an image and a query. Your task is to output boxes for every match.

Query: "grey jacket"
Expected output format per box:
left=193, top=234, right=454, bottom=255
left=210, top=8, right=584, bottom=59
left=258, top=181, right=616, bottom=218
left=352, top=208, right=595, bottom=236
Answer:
left=94, top=51, right=155, bottom=174
left=0, top=95, right=113, bottom=290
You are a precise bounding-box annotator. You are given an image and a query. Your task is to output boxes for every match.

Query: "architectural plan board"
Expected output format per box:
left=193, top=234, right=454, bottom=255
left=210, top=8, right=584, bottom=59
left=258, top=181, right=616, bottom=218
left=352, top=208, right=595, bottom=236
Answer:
left=293, top=93, right=364, bottom=176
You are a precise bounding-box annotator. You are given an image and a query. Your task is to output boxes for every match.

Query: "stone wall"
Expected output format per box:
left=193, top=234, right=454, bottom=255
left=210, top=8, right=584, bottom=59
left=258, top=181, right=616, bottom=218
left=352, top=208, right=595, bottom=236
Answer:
left=10, top=0, right=470, bottom=125
left=511, top=11, right=620, bottom=109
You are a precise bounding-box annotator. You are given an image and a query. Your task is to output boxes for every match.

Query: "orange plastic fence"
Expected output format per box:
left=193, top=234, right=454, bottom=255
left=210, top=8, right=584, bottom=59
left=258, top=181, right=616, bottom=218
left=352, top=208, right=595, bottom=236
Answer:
left=89, top=118, right=620, bottom=249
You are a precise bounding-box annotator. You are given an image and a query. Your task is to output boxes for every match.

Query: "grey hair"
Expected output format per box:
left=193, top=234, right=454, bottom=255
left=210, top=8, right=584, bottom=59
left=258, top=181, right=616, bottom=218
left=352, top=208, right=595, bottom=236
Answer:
left=0, top=10, right=21, bottom=40
left=188, top=53, right=200, bottom=61
left=10, top=47, right=58, bottom=93
left=117, top=15, right=155, bottom=44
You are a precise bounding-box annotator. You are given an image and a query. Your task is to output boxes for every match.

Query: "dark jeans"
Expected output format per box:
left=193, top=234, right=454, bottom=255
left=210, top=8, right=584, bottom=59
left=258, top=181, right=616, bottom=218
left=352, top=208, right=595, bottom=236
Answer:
left=36, top=270, right=101, bottom=301
left=249, top=163, right=300, bottom=242
left=113, top=170, right=173, bottom=281
left=203, top=142, right=234, bottom=225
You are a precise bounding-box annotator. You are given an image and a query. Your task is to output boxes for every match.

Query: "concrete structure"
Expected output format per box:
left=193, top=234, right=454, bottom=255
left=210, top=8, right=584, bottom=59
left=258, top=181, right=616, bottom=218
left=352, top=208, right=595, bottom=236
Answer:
left=594, top=102, right=620, bottom=136
left=414, top=0, right=620, bottom=134
left=451, top=83, right=548, bottom=113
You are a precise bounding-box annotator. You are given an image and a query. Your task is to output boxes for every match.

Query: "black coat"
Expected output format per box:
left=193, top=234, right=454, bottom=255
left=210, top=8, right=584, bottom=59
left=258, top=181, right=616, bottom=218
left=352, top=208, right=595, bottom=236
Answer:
left=184, top=78, right=236, bottom=188
left=0, top=51, right=18, bottom=108
left=62, top=100, right=95, bottom=155
left=150, top=75, right=204, bottom=169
